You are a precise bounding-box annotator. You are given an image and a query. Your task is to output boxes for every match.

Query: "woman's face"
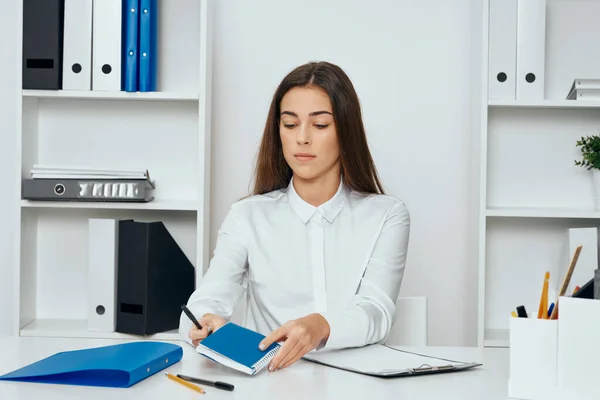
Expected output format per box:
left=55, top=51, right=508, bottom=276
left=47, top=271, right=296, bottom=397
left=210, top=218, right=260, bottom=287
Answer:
left=279, top=86, right=340, bottom=182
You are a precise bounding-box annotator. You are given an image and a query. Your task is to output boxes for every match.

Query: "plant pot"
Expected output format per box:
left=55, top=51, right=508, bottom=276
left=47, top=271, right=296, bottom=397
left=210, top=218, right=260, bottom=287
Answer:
left=593, top=169, right=600, bottom=210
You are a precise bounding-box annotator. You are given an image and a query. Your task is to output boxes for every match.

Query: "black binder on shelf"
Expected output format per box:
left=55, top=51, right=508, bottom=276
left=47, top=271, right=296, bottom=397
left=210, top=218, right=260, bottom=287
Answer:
left=22, top=0, right=65, bottom=90
left=115, top=220, right=195, bottom=336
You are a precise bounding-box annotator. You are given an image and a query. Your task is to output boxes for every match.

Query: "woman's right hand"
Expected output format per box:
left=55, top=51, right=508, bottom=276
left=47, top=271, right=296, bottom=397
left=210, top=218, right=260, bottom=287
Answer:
left=189, top=313, right=227, bottom=347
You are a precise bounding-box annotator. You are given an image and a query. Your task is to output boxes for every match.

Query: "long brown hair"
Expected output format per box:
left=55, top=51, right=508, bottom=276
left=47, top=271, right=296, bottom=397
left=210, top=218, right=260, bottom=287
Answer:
left=251, top=61, right=385, bottom=196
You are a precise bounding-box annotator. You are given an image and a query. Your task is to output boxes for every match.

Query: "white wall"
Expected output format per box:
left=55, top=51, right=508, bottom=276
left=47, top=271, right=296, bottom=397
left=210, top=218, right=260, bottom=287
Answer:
left=0, top=0, right=481, bottom=346
left=0, top=0, right=18, bottom=337
left=210, top=0, right=479, bottom=346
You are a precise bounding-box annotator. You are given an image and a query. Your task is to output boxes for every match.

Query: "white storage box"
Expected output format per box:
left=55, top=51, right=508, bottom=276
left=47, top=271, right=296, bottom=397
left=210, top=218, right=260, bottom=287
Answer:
left=508, top=296, right=600, bottom=399
left=508, top=317, right=557, bottom=399
left=556, top=297, right=600, bottom=395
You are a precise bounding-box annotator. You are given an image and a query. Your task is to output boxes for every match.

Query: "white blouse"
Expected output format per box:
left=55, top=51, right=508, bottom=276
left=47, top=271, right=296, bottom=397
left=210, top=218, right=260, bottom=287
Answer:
left=179, top=178, right=410, bottom=350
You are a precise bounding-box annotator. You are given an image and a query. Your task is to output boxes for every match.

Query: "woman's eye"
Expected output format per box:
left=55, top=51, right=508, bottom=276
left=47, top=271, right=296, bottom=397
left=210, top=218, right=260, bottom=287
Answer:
left=315, top=124, right=329, bottom=129
left=283, top=123, right=296, bottom=129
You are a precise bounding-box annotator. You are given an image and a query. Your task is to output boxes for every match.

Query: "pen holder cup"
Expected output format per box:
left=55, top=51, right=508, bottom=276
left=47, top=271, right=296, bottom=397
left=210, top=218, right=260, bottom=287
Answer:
left=508, top=317, right=557, bottom=399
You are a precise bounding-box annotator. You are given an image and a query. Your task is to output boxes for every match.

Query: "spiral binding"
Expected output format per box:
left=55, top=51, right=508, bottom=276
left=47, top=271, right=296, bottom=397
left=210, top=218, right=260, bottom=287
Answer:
left=252, top=346, right=281, bottom=373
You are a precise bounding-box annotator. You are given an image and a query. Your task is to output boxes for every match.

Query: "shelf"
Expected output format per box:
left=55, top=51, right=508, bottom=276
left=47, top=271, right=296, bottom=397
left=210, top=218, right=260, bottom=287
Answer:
left=19, top=319, right=181, bottom=341
left=9, top=0, right=211, bottom=343
left=488, top=99, right=600, bottom=109
left=486, top=207, right=600, bottom=219
left=22, top=90, right=199, bottom=102
left=20, top=199, right=197, bottom=211
left=484, top=329, right=509, bottom=348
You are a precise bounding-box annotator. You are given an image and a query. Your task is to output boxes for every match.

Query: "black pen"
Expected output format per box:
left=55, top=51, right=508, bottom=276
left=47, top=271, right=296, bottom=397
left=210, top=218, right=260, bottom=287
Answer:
left=177, top=374, right=234, bottom=391
left=180, top=304, right=202, bottom=330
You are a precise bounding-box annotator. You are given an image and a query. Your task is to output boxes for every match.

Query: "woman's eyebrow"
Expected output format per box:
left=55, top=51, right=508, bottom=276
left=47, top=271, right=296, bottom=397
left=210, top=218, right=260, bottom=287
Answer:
left=309, top=111, right=332, bottom=116
left=280, top=110, right=332, bottom=117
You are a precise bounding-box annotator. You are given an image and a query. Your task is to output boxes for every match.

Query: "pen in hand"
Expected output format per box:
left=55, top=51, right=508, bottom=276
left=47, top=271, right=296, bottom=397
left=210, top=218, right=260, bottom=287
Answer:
left=181, top=304, right=203, bottom=330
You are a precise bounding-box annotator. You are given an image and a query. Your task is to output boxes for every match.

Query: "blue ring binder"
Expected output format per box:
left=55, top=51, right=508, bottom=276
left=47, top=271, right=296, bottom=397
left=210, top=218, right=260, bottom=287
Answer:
left=0, top=341, right=183, bottom=388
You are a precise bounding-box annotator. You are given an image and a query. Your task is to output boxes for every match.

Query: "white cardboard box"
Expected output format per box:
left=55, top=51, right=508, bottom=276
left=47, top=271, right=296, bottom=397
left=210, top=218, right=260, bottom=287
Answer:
left=508, top=316, right=557, bottom=399
left=508, top=296, right=600, bottom=399
left=556, top=297, right=600, bottom=394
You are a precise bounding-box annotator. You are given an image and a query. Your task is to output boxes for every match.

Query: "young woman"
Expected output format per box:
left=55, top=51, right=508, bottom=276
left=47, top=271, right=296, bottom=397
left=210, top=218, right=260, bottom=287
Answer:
left=179, top=61, right=410, bottom=372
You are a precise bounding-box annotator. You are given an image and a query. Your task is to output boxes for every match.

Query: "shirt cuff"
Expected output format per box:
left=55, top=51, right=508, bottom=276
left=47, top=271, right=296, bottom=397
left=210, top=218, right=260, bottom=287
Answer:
left=318, top=303, right=374, bottom=350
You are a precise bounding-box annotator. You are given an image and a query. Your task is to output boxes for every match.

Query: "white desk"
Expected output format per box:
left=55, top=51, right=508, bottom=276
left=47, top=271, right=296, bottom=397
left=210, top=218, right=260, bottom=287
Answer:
left=0, top=337, right=511, bottom=399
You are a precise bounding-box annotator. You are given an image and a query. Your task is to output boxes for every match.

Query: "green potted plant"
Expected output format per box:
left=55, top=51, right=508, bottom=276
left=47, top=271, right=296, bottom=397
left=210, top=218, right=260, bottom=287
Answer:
left=575, top=134, right=600, bottom=209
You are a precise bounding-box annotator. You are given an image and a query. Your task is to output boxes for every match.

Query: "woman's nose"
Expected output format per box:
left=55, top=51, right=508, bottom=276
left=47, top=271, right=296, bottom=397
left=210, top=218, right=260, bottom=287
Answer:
left=296, top=126, right=310, bottom=145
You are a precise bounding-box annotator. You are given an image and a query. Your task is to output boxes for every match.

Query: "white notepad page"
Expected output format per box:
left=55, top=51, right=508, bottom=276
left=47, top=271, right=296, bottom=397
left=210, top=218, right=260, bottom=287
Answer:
left=303, top=345, right=471, bottom=376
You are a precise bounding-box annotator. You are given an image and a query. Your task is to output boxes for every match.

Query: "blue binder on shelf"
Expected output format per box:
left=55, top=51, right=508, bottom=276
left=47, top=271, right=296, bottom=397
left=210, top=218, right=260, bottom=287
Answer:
left=0, top=342, right=182, bottom=388
left=139, top=0, right=157, bottom=92
left=122, top=0, right=140, bottom=92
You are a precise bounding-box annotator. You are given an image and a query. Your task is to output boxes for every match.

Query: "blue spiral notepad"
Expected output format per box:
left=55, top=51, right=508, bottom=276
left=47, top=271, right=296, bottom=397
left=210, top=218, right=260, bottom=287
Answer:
left=0, top=341, right=182, bottom=387
left=197, top=322, right=280, bottom=375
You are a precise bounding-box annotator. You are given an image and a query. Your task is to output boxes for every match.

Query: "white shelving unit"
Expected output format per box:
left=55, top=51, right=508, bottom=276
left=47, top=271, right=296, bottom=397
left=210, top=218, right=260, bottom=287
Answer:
left=19, top=319, right=179, bottom=341
left=22, top=89, right=199, bottom=102
left=489, top=98, right=600, bottom=109
left=12, top=0, right=213, bottom=341
left=477, top=0, right=600, bottom=347
left=20, top=199, right=198, bottom=211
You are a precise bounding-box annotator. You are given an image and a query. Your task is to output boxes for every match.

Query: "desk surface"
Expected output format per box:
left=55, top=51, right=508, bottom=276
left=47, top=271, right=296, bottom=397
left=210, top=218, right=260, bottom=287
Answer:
left=0, top=337, right=510, bottom=399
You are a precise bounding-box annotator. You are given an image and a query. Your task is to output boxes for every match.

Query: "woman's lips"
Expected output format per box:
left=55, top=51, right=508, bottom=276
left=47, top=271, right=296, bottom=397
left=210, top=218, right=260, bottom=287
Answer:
left=295, top=154, right=316, bottom=162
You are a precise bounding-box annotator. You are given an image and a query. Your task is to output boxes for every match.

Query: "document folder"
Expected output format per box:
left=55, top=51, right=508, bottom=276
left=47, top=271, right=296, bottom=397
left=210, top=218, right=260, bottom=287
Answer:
left=516, top=0, right=546, bottom=99
left=488, top=0, right=517, bottom=99
left=22, top=0, right=65, bottom=90
left=139, top=0, right=158, bottom=91
left=92, top=0, right=122, bottom=91
left=22, top=178, right=154, bottom=202
left=0, top=341, right=182, bottom=387
left=62, top=0, right=93, bottom=90
left=88, top=218, right=119, bottom=332
left=122, top=0, right=140, bottom=92
left=116, top=220, right=195, bottom=336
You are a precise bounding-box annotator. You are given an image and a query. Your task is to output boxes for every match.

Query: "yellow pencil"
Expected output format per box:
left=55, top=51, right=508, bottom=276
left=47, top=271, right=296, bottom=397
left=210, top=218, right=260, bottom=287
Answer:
left=538, top=271, right=550, bottom=319
left=165, top=373, right=205, bottom=394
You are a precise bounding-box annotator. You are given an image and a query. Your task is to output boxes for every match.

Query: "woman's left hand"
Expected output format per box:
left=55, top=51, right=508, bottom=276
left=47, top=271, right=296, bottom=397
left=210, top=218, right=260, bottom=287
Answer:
left=258, top=313, right=330, bottom=371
